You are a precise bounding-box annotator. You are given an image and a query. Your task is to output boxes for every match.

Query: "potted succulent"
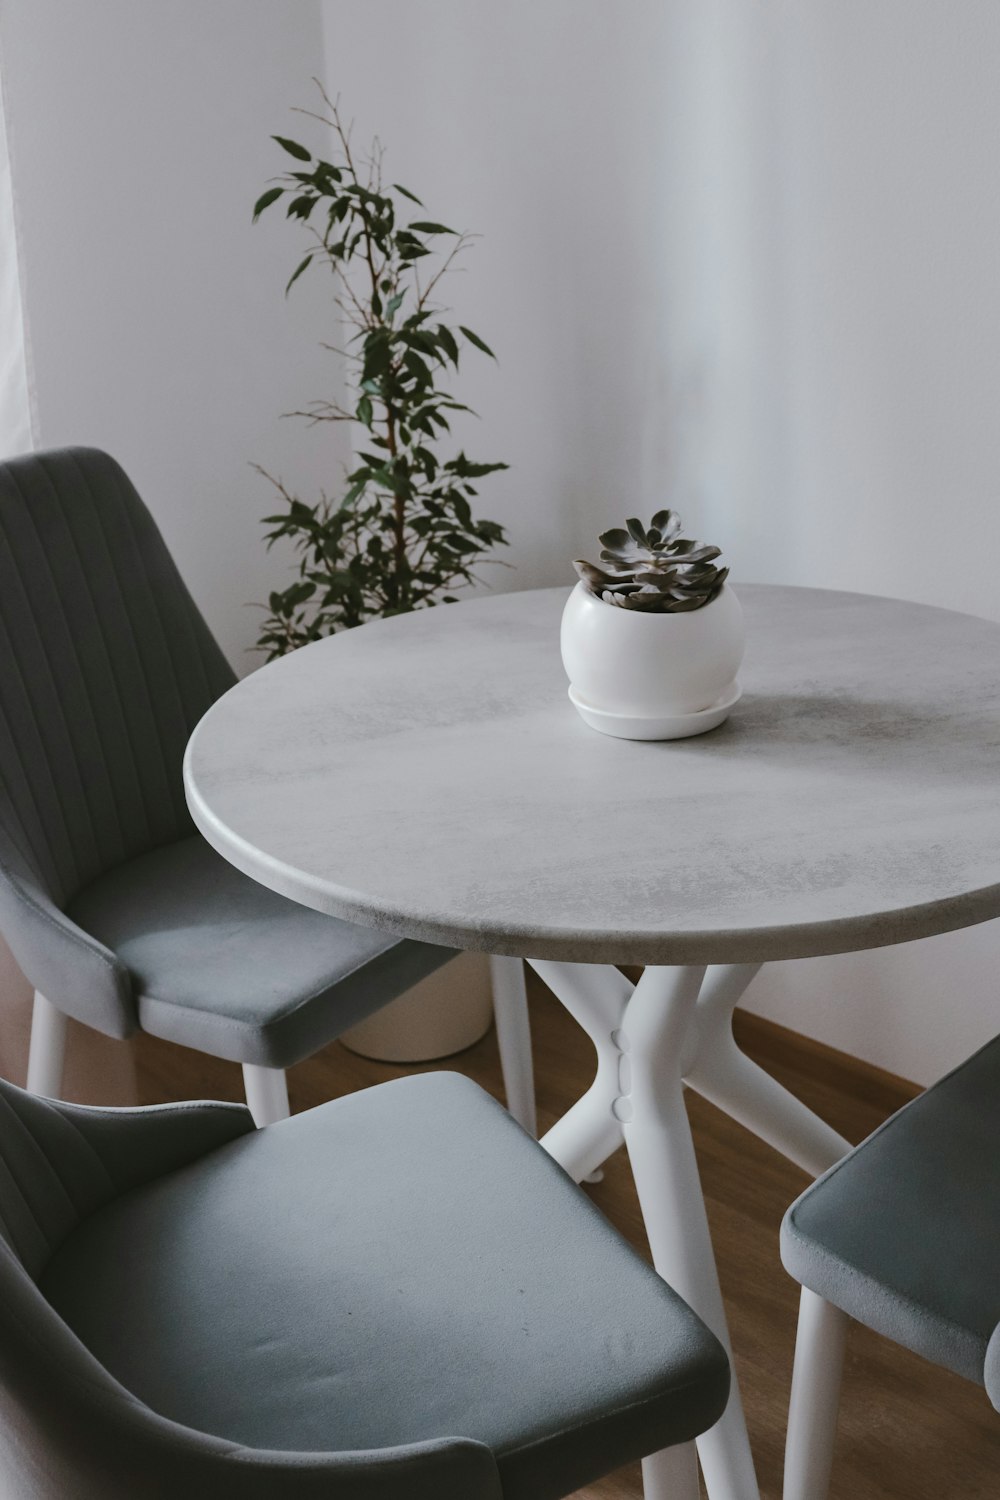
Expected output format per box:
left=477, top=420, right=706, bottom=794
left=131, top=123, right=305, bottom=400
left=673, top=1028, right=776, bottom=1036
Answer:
left=561, top=511, right=744, bottom=740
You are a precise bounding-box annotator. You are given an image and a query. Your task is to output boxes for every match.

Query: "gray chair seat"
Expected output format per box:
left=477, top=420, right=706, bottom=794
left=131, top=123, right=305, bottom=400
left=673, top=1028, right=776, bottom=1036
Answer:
left=67, top=834, right=454, bottom=1069
left=781, top=1033, right=1000, bottom=1388
left=40, top=1072, right=729, bottom=1500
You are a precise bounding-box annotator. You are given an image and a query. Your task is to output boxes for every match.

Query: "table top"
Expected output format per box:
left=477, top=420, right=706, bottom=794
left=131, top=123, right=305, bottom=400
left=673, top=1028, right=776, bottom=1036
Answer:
left=184, top=584, right=1000, bottom=966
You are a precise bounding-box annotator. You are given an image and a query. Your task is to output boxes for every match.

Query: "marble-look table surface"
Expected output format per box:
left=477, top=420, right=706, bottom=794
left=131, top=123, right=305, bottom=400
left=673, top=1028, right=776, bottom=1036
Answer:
left=184, top=584, right=1000, bottom=966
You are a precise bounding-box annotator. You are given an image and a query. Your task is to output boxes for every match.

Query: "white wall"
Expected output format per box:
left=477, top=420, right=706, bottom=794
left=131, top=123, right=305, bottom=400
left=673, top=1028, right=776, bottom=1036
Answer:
left=654, top=0, right=1000, bottom=1084
left=0, top=0, right=348, bottom=669
left=321, top=0, right=677, bottom=591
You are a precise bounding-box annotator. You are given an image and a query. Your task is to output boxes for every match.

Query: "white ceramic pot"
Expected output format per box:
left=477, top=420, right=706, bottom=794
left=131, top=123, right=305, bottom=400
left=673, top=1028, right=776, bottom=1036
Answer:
left=560, top=580, right=745, bottom=735
left=340, top=952, right=493, bottom=1062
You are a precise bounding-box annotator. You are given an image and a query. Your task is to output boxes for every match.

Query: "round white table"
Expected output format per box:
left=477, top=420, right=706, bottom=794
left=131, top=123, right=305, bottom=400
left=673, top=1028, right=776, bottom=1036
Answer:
left=184, top=584, right=1000, bottom=1500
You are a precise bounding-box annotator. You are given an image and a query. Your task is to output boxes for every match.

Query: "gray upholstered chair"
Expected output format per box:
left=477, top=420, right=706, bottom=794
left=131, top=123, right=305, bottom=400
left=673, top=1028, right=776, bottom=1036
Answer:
left=780, top=1034, right=1000, bottom=1500
left=0, top=447, right=534, bottom=1127
left=0, top=1067, right=729, bottom=1499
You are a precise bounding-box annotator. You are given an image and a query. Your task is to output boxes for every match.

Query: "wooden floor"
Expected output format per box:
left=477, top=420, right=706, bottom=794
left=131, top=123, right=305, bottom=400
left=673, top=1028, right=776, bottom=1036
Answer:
left=132, top=971, right=1000, bottom=1499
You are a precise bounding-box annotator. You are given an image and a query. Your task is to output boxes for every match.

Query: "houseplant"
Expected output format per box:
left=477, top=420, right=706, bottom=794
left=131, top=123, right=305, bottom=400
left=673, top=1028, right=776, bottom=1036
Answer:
left=562, top=511, right=744, bottom=740
left=252, top=88, right=509, bottom=659
left=253, top=92, right=509, bottom=1055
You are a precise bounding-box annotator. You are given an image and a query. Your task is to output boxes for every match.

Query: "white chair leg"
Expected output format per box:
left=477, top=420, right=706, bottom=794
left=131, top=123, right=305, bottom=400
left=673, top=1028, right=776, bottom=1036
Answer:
left=488, top=955, right=537, bottom=1137
left=783, top=1289, right=850, bottom=1500
left=26, top=991, right=68, bottom=1098
left=242, top=1064, right=290, bottom=1128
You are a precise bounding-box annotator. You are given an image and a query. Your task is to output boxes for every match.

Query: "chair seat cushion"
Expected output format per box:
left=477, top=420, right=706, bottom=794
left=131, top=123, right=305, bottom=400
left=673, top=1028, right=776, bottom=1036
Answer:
left=781, top=1034, right=1000, bottom=1386
left=41, top=1073, right=729, bottom=1500
left=67, top=835, right=454, bottom=1067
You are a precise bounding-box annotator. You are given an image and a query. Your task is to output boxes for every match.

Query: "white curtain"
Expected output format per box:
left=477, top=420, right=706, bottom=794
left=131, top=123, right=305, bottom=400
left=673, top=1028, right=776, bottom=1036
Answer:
left=0, top=35, right=31, bottom=458
left=0, top=33, right=33, bottom=1093
left=0, top=36, right=140, bottom=1103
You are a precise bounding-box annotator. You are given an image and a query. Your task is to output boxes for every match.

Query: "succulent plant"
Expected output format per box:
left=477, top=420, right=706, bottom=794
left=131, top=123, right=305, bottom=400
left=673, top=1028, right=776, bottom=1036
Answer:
left=573, top=511, right=729, bottom=613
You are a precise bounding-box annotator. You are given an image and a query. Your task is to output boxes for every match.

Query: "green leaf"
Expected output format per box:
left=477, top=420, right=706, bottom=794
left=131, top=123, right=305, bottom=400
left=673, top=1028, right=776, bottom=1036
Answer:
left=403, top=349, right=431, bottom=383
left=285, top=254, right=313, bottom=294
left=394, top=184, right=424, bottom=205
left=357, top=395, right=373, bottom=427
left=459, top=326, right=496, bottom=358
left=342, top=475, right=369, bottom=507
left=436, top=325, right=460, bottom=365
left=286, top=194, right=316, bottom=220
left=252, top=186, right=284, bottom=221
left=454, top=495, right=473, bottom=529
left=362, top=329, right=392, bottom=380
left=272, top=135, right=312, bottom=162
left=386, top=291, right=405, bottom=318
left=408, top=220, right=458, bottom=235
left=405, top=328, right=438, bottom=355
left=446, top=452, right=509, bottom=478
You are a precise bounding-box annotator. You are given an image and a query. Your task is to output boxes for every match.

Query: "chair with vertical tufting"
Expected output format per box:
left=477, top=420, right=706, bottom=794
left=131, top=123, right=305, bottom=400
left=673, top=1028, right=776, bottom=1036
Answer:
left=0, top=1069, right=729, bottom=1499
left=0, top=447, right=534, bottom=1126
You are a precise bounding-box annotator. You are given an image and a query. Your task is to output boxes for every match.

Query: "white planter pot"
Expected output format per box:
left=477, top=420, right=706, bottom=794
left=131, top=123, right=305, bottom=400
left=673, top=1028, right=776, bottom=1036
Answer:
left=340, top=951, right=493, bottom=1062
left=561, top=580, right=745, bottom=739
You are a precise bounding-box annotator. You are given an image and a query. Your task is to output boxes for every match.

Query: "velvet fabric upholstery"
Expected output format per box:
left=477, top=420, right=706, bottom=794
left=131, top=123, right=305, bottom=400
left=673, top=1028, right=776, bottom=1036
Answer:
left=0, top=447, right=454, bottom=1063
left=68, top=835, right=455, bottom=1067
left=0, top=448, right=233, bottom=1036
left=0, top=1070, right=728, bottom=1499
left=781, top=1032, right=1000, bottom=1397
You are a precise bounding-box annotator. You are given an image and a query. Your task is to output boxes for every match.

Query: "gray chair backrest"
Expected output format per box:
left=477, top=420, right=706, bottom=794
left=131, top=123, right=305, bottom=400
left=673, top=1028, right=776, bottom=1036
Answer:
left=0, top=1074, right=501, bottom=1500
left=0, top=448, right=236, bottom=1036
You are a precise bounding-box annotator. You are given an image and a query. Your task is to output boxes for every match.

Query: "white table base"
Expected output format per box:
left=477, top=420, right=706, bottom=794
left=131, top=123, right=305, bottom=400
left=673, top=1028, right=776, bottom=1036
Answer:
left=531, top=960, right=851, bottom=1500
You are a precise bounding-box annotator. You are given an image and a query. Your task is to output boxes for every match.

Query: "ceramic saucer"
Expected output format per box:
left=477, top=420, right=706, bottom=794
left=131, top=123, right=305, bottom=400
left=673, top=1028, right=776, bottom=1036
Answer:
left=568, top=680, right=743, bottom=742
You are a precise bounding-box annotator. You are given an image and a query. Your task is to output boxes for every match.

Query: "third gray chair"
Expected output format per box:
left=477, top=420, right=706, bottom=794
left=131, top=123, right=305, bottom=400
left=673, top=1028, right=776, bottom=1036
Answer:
left=0, top=447, right=534, bottom=1126
left=780, top=1032, right=1000, bottom=1499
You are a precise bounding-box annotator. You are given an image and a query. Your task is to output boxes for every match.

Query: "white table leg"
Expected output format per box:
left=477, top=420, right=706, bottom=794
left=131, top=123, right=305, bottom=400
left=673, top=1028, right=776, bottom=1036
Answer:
left=685, top=965, right=851, bottom=1176
left=531, top=958, right=855, bottom=1500
left=621, top=964, right=759, bottom=1500
left=532, top=960, right=631, bottom=1181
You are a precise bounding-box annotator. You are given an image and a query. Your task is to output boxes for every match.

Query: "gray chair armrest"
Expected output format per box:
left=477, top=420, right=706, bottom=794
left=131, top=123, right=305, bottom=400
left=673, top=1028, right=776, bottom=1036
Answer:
left=47, top=1097, right=256, bottom=1197
left=0, top=856, right=136, bottom=1040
